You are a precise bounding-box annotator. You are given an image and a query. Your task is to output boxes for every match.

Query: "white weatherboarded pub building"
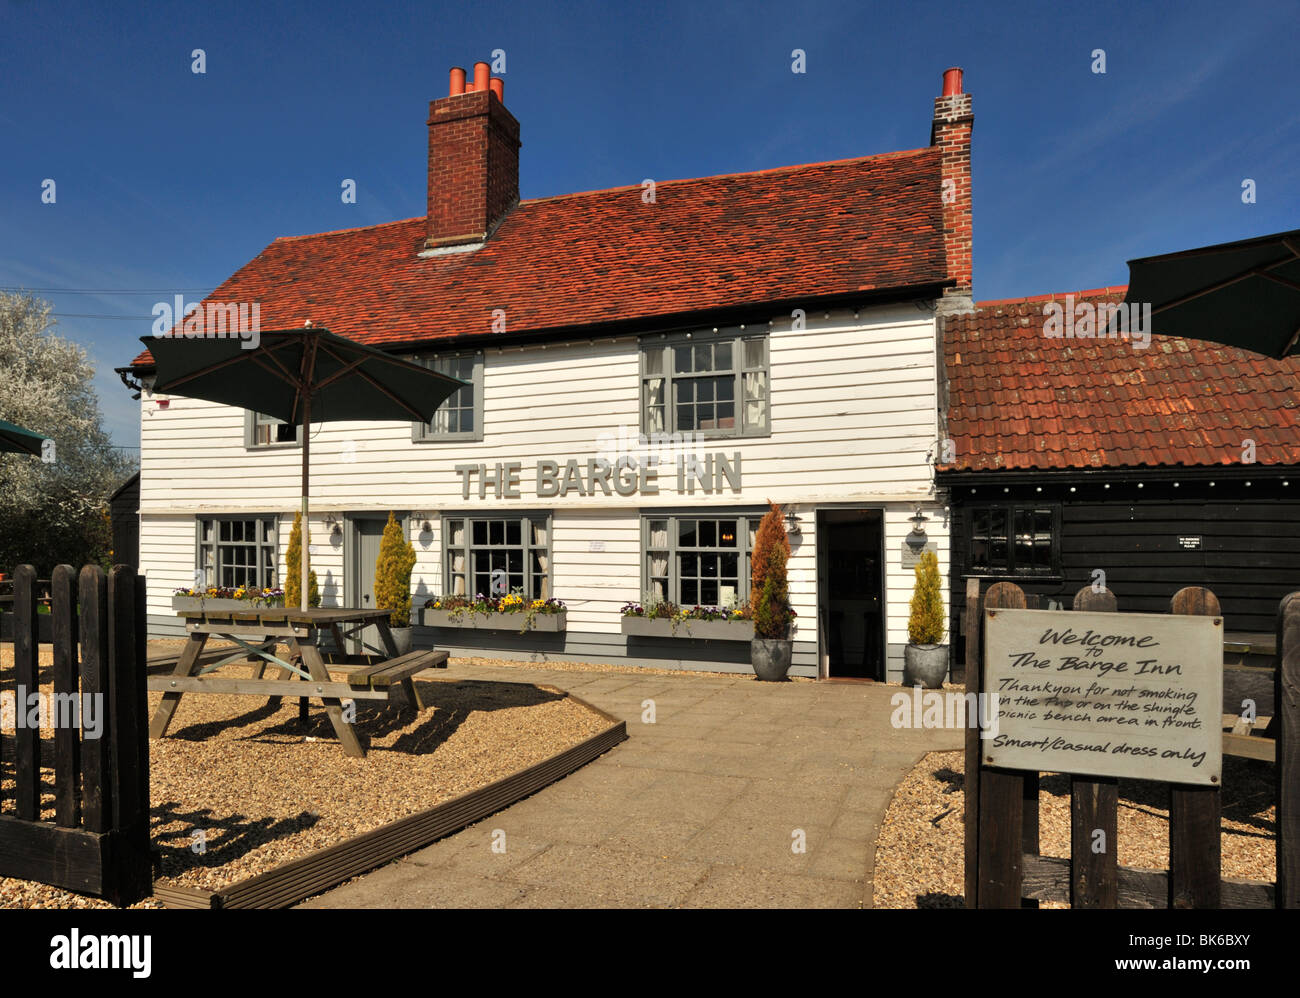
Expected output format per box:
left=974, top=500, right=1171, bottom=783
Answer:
left=128, top=64, right=975, bottom=681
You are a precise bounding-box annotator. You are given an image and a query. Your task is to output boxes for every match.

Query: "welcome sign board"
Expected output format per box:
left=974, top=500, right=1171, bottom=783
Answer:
left=983, top=608, right=1222, bottom=785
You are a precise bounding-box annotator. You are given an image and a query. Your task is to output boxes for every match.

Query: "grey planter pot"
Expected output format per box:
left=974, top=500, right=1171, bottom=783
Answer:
left=172, top=596, right=283, bottom=615
left=422, top=608, right=566, bottom=632
left=751, top=638, right=794, bottom=681
left=388, top=626, right=414, bottom=656
left=621, top=616, right=754, bottom=641
left=903, top=643, right=949, bottom=688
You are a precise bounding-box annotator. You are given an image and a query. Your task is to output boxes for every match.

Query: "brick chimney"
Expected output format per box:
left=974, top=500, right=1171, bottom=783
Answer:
left=424, top=61, right=521, bottom=252
left=931, top=67, right=973, bottom=313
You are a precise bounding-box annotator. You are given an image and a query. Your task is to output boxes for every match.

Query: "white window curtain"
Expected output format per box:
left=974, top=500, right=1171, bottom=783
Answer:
left=743, top=370, right=767, bottom=429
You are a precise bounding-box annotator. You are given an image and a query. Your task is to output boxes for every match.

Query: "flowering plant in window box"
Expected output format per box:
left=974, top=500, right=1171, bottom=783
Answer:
left=421, top=592, right=566, bottom=634
left=172, top=585, right=286, bottom=614
left=620, top=598, right=754, bottom=640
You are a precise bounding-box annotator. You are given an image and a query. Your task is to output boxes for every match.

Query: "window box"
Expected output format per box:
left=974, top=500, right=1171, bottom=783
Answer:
left=422, top=608, right=567, bottom=632
left=621, top=616, right=754, bottom=641
left=172, top=596, right=283, bottom=615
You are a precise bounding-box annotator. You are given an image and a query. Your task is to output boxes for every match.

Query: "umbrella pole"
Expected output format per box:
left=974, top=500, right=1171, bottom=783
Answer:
left=301, top=390, right=310, bottom=613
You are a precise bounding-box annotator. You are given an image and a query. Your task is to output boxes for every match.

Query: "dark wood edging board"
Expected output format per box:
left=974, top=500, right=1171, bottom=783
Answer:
left=1023, top=853, right=1275, bottom=909
left=151, top=684, right=627, bottom=909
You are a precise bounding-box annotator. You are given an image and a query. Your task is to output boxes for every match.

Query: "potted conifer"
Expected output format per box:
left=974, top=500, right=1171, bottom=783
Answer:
left=284, top=510, right=320, bottom=610
left=749, top=500, right=795, bottom=681
left=374, top=511, right=416, bottom=655
left=903, top=548, right=948, bottom=688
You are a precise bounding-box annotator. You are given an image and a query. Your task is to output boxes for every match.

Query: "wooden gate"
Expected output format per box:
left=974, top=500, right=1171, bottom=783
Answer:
left=964, top=580, right=1298, bottom=909
left=0, top=563, right=152, bottom=906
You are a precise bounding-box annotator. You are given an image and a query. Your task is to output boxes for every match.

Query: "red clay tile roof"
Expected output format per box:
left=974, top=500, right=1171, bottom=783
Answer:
left=942, top=288, right=1300, bottom=471
left=132, top=147, right=947, bottom=366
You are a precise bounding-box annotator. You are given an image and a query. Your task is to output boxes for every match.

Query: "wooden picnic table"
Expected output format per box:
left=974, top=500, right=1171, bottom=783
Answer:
left=147, top=607, right=446, bottom=757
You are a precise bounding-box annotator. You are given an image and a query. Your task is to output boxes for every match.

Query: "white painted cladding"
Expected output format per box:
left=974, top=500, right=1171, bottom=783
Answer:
left=138, top=303, right=949, bottom=674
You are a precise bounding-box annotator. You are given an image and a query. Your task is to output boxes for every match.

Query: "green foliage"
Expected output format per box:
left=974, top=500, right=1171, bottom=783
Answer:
left=284, top=510, right=320, bottom=609
left=749, top=500, right=792, bottom=639
left=907, top=549, right=946, bottom=645
left=0, top=292, right=136, bottom=574
left=374, top=511, right=416, bottom=627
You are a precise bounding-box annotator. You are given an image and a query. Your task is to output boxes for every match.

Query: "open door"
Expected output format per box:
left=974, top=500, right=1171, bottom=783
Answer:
left=816, top=509, right=884, bottom=679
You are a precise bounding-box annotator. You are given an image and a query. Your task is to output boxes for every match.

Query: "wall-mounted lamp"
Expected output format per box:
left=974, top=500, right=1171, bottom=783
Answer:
left=784, top=509, right=802, bottom=536
left=905, top=507, right=930, bottom=553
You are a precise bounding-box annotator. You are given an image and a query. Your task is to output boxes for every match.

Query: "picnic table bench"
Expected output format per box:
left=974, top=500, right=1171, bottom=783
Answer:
left=147, top=607, right=447, bottom=757
left=146, top=639, right=279, bottom=675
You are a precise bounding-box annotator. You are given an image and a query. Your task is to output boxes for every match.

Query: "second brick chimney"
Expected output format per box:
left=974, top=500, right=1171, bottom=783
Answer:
left=931, top=67, right=973, bottom=313
left=424, top=61, right=521, bottom=252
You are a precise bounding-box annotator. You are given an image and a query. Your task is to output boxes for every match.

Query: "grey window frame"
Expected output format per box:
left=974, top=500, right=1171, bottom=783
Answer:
left=441, top=511, right=553, bottom=599
left=412, top=349, right=484, bottom=443
left=244, top=410, right=302, bottom=448
left=195, top=515, right=280, bottom=590
left=639, top=327, right=770, bottom=440
left=640, top=509, right=766, bottom=608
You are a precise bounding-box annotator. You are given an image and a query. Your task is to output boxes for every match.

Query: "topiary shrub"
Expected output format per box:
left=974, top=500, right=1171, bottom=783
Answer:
left=374, top=511, right=417, bottom=627
left=907, top=548, right=946, bottom=645
left=284, top=510, right=320, bottom=609
left=749, top=499, right=792, bottom=639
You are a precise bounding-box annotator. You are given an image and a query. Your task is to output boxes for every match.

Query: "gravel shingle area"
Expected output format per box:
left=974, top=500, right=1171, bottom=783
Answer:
left=872, top=749, right=1277, bottom=908
left=1, top=642, right=610, bottom=909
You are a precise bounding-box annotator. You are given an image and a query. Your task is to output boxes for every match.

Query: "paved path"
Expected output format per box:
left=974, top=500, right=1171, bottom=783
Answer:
left=299, top=663, right=963, bottom=908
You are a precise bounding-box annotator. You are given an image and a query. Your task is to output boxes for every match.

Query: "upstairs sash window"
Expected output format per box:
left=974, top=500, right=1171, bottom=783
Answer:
left=641, top=329, right=769, bottom=438
left=245, top=411, right=300, bottom=447
left=413, top=351, right=484, bottom=442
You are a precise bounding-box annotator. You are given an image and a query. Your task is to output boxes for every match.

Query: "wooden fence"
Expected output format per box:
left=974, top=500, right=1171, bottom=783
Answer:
left=0, top=564, right=152, bottom=906
left=964, top=580, right=1298, bottom=909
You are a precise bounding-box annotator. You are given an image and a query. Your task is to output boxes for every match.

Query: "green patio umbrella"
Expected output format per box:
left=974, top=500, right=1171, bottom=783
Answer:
left=141, top=327, right=468, bottom=610
left=1120, top=228, right=1300, bottom=359
left=0, top=418, right=48, bottom=456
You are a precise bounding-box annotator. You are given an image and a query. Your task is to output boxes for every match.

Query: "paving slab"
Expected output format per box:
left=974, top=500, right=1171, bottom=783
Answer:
left=299, top=662, right=963, bottom=908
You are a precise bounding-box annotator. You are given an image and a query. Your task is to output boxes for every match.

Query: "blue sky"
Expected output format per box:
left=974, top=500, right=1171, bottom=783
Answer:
left=2, top=0, right=1297, bottom=449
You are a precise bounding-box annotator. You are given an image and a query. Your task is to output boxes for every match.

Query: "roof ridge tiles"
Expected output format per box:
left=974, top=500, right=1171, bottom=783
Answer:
left=974, top=285, right=1130, bottom=308
left=520, top=146, right=938, bottom=207
left=274, top=216, right=423, bottom=243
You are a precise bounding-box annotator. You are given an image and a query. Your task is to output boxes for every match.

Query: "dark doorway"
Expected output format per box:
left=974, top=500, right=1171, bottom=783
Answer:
left=817, top=509, right=884, bottom=679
